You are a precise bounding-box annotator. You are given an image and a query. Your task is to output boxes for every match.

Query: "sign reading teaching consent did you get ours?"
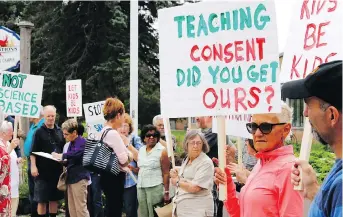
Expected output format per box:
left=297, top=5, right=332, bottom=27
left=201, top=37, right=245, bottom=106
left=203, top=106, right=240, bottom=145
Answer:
left=0, top=71, right=44, bottom=118
left=159, top=1, right=281, bottom=118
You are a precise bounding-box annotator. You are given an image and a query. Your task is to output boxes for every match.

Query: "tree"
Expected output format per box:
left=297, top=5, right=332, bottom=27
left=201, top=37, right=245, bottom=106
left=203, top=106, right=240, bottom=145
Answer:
left=1, top=1, right=181, bottom=126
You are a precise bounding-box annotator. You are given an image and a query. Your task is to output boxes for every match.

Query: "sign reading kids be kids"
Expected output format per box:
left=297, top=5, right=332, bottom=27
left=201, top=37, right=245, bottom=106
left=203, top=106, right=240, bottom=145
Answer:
left=66, top=79, right=82, bottom=117
left=159, top=1, right=281, bottom=118
left=0, top=71, right=44, bottom=118
left=280, top=0, right=342, bottom=82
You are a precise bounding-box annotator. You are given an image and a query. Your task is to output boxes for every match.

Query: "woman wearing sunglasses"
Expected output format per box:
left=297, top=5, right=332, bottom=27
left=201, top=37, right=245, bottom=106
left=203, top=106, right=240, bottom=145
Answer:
left=137, top=124, right=170, bottom=217
left=215, top=102, right=304, bottom=217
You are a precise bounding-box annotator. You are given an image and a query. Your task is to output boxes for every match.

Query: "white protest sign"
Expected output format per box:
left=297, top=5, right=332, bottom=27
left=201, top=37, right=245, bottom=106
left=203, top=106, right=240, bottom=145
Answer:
left=159, top=1, right=281, bottom=118
left=83, top=101, right=105, bottom=123
left=280, top=0, right=342, bottom=82
left=86, top=121, right=105, bottom=140
left=83, top=101, right=105, bottom=140
left=0, top=71, right=43, bottom=118
left=66, top=80, right=82, bottom=117
left=212, top=115, right=252, bottom=139
left=0, top=26, right=20, bottom=71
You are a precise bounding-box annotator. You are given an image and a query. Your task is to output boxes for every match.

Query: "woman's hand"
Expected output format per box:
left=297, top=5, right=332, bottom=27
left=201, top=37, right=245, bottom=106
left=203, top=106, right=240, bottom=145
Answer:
left=171, top=176, right=179, bottom=186
left=52, top=152, right=62, bottom=160
left=164, top=191, right=170, bottom=204
left=120, top=134, right=129, bottom=146
left=170, top=168, right=179, bottom=179
left=10, top=138, right=19, bottom=150
left=214, top=167, right=227, bottom=186
left=228, top=163, right=248, bottom=184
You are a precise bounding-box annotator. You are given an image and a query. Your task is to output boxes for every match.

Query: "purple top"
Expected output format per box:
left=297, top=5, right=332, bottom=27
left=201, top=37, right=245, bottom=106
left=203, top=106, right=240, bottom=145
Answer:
left=62, top=136, right=90, bottom=184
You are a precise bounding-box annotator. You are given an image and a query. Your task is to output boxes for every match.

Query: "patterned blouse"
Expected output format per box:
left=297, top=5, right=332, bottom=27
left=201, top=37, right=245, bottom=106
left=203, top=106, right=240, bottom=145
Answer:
left=0, top=144, right=11, bottom=216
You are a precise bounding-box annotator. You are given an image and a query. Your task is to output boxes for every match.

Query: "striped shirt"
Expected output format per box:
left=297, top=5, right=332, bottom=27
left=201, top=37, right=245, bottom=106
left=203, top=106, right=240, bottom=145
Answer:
left=309, top=159, right=342, bottom=217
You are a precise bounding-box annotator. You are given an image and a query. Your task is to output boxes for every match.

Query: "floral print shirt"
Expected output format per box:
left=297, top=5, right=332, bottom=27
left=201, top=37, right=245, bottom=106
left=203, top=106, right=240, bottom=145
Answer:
left=0, top=143, right=11, bottom=216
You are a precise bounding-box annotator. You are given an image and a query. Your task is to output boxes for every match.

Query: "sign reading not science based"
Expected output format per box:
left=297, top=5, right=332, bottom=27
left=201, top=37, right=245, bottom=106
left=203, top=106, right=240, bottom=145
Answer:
left=0, top=71, right=44, bottom=118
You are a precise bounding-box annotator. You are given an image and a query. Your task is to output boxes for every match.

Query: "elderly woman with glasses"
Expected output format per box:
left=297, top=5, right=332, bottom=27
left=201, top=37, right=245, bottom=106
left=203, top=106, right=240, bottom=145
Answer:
left=214, top=102, right=304, bottom=217
left=170, top=130, right=214, bottom=217
left=137, top=124, right=170, bottom=217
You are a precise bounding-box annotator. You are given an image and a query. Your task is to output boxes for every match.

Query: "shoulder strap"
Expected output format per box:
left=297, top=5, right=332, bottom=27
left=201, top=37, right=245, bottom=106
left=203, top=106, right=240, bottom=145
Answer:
left=99, top=128, right=112, bottom=142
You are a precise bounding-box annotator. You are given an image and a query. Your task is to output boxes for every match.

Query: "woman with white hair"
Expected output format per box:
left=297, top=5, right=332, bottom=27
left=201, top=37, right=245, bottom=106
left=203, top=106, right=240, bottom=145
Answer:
left=170, top=130, right=214, bottom=217
left=0, top=120, right=20, bottom=216
left=214, top=102, right=304, bottom=217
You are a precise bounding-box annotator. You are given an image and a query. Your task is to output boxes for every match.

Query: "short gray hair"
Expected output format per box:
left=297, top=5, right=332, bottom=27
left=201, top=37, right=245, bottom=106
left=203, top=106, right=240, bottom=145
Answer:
left=0, top=121, right=12, bottom=133
left=61, top=119, right=78, bottom=133
left=274, top=101, right=293, bottom=123
left=44, top=105, right=57, bottom=114
left=182, top=130, right=210, bottom=154
left=153, top=115, right=163, bottom=126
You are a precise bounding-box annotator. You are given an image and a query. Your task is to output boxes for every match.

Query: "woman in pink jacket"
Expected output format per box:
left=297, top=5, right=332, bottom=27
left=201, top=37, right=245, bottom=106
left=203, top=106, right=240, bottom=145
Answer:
left=215, top=102, right=304, bottom=217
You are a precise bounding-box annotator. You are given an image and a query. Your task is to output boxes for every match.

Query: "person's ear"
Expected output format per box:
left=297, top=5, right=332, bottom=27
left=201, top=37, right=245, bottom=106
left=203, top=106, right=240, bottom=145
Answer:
left=283, top=123, right=291, bottom=138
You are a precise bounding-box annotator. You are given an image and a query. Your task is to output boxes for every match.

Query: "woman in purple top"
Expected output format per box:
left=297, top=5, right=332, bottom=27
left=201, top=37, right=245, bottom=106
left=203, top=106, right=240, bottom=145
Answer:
left=52, top=119, right=90, bottom=217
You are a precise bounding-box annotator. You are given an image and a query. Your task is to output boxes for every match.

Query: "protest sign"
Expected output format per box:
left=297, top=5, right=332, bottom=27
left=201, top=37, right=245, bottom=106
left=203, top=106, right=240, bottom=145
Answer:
left=83, top=101, right=105, bottom=140
left=280, top=0, right=342, bottom=82
left=159, top=1, right=281, bottom=118
left=83, top=101, right=105, bottom=123
left=212, top=114, right=253, bottom=139
left=0, top=71, right=44, bottom=118
left=86, top=121, right=104, bottom=140
left=0, top=26, right=20, bottom=71
left=66, top=80, right=82, bottom=117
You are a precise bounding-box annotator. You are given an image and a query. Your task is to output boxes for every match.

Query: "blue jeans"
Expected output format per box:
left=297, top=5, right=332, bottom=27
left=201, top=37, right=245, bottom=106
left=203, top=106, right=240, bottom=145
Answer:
left=90, top=172, right=103, bottom=217
left=123, top=185, right=138, bottom=217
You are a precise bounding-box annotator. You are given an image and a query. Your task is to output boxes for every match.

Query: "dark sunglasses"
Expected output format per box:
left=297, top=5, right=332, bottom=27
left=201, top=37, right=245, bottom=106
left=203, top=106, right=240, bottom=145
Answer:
left=145, top=133, right=158, bottom=138
left=246, top=122, right=286, bottom=135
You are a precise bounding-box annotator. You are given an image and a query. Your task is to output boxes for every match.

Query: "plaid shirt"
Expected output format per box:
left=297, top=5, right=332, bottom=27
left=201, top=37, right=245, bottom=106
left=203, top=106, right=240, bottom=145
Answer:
left=124, top=135, right=143, bottom=188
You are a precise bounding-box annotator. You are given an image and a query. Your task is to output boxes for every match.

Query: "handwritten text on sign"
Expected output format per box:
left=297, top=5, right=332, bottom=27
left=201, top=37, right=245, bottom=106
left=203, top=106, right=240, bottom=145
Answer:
left=66, top=80, right=82, bottom=117
left=159, top=1, right=280, bottom=118
left=0, top=71, right=44, bottom=118
left=83, top=101, right=105, bottom=123
left=83, top=101, right=105, bottom=140
left=280, top=0, right=342, bottom=82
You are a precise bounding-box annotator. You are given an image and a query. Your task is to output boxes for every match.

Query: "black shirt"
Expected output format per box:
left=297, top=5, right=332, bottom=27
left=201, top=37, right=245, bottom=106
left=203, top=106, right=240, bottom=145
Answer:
left=203, top=128, right=218, bottom=159
left=31, top=124, right=65, bottom=180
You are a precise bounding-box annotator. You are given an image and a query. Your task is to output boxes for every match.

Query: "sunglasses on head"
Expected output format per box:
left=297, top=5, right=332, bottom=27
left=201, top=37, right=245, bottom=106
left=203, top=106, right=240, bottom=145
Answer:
left=246, top=122, right=286, bottom=135
left=145, top=133, right=158, bottom=138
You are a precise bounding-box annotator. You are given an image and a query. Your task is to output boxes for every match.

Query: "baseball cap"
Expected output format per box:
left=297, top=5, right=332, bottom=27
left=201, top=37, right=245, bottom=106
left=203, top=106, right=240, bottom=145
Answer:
left=281, top=60, right=342, bottom=110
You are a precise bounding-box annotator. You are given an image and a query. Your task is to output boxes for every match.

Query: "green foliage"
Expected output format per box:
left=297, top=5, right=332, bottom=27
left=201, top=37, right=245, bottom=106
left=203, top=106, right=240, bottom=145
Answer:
left=292, top=143, right=335, bottom=183
left=0, top=1, right=181, bottom=127
left=19, top=159, right=29, bottom=199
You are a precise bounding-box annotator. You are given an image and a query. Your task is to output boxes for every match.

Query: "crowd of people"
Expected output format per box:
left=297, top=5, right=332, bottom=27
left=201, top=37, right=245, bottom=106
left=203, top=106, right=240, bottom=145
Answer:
left=0, top=60, right=340, bottom=217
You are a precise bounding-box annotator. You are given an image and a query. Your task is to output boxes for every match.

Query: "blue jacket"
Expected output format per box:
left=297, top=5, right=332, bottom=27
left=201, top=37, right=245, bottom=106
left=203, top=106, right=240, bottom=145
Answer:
left=24, top=118, right=45, bottom=157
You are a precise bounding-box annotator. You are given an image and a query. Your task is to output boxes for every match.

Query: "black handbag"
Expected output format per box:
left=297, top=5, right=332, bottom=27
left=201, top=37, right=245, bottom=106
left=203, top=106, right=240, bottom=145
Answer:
left=82, top=128, right=120, bottom=176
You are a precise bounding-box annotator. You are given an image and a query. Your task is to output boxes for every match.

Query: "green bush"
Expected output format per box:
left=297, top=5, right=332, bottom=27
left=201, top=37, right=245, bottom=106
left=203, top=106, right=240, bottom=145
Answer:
left=19, top=159, right=29, bottom=199
left=292, top=143, right=335, bottom=183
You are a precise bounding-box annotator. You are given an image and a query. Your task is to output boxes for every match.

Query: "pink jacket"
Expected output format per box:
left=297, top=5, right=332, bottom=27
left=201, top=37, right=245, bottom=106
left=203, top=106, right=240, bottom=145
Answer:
left=225, top=145, right=304, bottom=217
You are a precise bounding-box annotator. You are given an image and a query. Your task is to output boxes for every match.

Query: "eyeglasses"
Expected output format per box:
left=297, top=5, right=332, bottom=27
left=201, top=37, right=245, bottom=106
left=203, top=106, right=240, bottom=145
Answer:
left=188, top=141, right=203, bottom=146
left=145, top=133, right=158, bottom=138
left=63, top=133, right=71, bottom=136
left=246, top=122, right=286, bottom=135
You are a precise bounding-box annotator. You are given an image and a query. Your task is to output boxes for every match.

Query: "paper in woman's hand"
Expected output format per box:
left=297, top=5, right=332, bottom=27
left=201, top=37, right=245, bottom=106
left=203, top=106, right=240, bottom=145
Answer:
left=32, top=152, right=62, bottom=162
